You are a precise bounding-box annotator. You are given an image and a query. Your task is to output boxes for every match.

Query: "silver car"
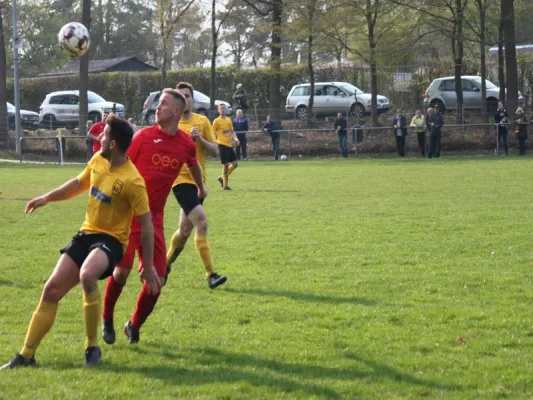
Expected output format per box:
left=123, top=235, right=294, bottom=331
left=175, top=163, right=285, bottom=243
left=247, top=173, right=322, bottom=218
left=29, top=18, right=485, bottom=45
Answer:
left=142, top=90, right=233, bottom=125
left=423, top=75, right=523, bottom=113
left=285, top=81, right=390, bottom=120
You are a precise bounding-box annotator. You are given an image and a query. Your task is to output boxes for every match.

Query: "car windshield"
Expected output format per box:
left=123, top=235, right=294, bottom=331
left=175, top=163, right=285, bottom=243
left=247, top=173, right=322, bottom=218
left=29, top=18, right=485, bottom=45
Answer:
left=194, top=90, right=210, bottom=102
left=338, top=83, right=364, bottom=95
left=473, top=77, right=498, bottom=90
left=87, top=92, right=106, bottom=103
left=6, top=102, right=15, bottom=111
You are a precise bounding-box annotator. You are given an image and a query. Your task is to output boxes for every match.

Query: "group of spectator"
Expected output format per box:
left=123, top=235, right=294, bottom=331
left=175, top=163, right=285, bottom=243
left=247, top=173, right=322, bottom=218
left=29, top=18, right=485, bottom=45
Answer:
left=341, top=101, right=528, bottom=159
left=233, top=84, right=282, bottom=160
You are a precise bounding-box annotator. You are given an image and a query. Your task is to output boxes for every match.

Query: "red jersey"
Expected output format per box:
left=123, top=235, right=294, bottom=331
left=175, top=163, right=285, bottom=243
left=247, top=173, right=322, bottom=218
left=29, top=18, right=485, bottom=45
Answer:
left=89, top=122, right=105, bottom=153
left=126, top=125, right=198, bottom=220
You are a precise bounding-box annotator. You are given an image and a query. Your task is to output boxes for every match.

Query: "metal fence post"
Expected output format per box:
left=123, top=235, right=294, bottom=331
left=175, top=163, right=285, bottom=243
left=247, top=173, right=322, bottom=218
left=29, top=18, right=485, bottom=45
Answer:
left=288, top=129, right=291, bottom=160
left=19, top=137, right=23, bottom=162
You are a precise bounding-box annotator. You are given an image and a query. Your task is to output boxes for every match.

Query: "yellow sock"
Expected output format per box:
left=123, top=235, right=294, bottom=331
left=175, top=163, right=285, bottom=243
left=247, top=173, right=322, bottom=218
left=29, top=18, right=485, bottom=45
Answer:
left=228, top=163, right=237, bottom=175
left=222, top=167, right=228, bottom=187
left=167, top=230, right=188, bottom=266
left=195, top=233, right=214, bottom=277
left=83, top=287, right=101, bottom=349
left=20, top=300, right=58, bottom=358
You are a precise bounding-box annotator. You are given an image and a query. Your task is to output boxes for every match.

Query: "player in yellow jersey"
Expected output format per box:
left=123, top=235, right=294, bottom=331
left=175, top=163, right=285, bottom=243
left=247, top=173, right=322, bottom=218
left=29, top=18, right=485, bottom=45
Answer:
left=213, top=103, right=240, bottom=190
left=165, top=82, right=227, bottom=289
left=0, top=115, right=160, bottom=370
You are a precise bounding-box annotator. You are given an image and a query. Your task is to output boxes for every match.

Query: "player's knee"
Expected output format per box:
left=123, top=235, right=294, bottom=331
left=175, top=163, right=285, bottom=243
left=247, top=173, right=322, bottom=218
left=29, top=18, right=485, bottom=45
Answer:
left=113, top=267, right=130, bottom=285
left=79, top=270, right=98, bottom=293
left=42, top=280, right=65, bottom=303
left=195, top=216, right=208, bottom=235
left=179, top=225, right=193, bottom=239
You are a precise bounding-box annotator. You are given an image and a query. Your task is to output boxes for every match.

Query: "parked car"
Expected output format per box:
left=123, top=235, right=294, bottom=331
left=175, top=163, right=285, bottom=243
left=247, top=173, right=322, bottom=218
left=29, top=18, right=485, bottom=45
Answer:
left=285, top=81, right=390, bottom=120
left=39, top=90, right=125, bottom=129
left=142, top=90, right=233, bottom=126
left=7, top=102, right=40, bottom=130
left=423, top=75, right=524, bottom=113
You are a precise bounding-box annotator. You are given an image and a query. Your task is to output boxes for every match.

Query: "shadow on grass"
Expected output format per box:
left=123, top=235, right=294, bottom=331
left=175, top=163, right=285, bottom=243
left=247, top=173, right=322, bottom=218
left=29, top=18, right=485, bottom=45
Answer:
left=223, top=287, right=376, bottom=306
left=85, top=346, right=454, bottom=398
left=246, top=189, right=301, bottom=193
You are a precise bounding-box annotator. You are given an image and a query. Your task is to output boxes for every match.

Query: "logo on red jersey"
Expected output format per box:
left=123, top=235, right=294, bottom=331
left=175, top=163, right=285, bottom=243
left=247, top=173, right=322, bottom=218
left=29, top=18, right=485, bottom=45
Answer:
left=152, top=153, right=181, bottom=170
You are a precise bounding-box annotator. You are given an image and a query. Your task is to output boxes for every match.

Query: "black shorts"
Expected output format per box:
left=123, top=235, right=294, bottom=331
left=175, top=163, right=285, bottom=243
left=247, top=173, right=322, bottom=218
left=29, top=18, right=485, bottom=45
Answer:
left=219, top=144, right=237, bottom=164
left=172, top=183, right=204, bottom=215
left=60, top=232, right=124, bottom=280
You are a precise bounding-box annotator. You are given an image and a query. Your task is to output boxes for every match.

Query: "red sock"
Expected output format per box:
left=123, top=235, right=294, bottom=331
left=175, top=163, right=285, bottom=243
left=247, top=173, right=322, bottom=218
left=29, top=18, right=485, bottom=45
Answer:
left=102, top=276, right=125, bottom=321
left=131, top=283, right=161, bottom=331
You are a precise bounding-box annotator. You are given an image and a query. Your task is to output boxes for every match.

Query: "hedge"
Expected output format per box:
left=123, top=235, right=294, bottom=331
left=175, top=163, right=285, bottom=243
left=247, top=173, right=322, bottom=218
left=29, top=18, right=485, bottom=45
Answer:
left=5, top=64, right=393, bottom=116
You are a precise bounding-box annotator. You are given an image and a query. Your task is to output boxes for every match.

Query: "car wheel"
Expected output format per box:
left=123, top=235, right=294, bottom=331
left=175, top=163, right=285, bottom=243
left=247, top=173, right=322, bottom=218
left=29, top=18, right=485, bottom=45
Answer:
left=88, top=112, right=101, bottom=123
left=350, top=103, right=365, bottom=118
left=41, top=115, right=57, bottom=130
left=295, top=106, right=307, bottom=121
left=146, top=112, right=156, bottom=126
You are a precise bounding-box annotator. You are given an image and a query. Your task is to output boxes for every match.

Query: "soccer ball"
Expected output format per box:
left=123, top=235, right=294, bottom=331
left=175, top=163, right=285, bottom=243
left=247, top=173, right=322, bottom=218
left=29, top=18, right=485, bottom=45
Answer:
left=280, top=154, right=287, bottom=160
left=58, top=22, right=90, bottom=57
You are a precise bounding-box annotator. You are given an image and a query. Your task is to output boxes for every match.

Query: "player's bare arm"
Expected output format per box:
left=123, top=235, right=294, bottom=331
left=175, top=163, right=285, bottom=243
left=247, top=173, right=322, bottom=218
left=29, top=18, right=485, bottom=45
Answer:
left=137, top=211, right=161, bottom=294
left=188, top=164, right=207, bottom=199
left=25, top=178, right=87, bottom=214
left=231, top=130, right=240, bottom=146
left=192, top=128, right=219, bottom=156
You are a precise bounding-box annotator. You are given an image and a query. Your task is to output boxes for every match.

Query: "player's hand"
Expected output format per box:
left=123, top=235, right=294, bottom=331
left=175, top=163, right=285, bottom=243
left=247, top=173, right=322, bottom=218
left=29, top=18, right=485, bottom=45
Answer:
left=198, top=186, right=208, bottom=200
left=25, top=196, right=48, bottom=214
left=234, top=138, right=240, bottom=146
left=140, top=265, right=161, bottom=295
left=191, top=127, right=201, bottom=141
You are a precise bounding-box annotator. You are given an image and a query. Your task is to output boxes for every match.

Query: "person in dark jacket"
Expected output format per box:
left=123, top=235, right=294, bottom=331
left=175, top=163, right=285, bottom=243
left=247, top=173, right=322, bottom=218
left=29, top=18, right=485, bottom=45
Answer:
left=427, top=104, right=444, bottom=158
left=514, top=107, right=528, bottom=156
left=233, top=84, right=248, bottom=113
left=494, top=101, right=509, bottom=155
left=233, top=109, right=249, bottom=160
left=392, top=109, right=408, bottom=157
left=262, top=115, right=280, bottom=160
left=333, top=112, right=348, bottom=158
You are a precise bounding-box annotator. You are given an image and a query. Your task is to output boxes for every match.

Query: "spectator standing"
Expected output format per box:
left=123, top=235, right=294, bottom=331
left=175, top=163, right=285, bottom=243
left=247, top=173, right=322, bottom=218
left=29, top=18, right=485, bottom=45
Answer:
left=494, top=101, right=509, bottom=155
left=262, top=115, right=280, bottom=160
left=233, top=109, right=249, bottom=160
left=333, top=112, right=348, bottom=158
left=392, top=109, right=408, bottom=157
left=410, top=109, right=426, bottom=157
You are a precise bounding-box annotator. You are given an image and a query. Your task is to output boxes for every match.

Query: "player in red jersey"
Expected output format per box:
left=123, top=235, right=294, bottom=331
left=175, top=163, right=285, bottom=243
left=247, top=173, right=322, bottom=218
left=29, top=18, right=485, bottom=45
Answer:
left=101, top=89, right=207, bottom=344
left=87, top=112, right=109, bottom=154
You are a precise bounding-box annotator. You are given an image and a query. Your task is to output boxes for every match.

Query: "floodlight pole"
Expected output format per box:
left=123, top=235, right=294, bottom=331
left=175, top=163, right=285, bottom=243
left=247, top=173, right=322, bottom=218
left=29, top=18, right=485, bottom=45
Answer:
left=12, top=0, right=21, bottom=155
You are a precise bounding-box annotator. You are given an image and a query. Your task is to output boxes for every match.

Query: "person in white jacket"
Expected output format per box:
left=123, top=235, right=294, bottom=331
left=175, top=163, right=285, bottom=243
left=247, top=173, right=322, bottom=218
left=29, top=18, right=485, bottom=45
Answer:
left=410, top=109, right=426, bottom=157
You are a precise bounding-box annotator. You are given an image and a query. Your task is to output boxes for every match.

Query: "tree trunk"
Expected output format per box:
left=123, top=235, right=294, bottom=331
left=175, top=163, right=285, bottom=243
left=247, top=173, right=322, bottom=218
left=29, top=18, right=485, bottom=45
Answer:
left=454, top=0, right=464, bottom=124
left=502, top=0, right=518, bottom=113
left=365, top=4, right=378, bottom=127
left=306, top=5, right=315, bottom=124
left=209, top=0, right=217, bottom=113
left=0, top=11, right=8, bottom=148
left=269, top=0, right=282, bottom=125
left=477, top=0, right=487, bottom=126
left=498, top=0, right=505, bottom=102
left=79, top=0, right=91, bottom=132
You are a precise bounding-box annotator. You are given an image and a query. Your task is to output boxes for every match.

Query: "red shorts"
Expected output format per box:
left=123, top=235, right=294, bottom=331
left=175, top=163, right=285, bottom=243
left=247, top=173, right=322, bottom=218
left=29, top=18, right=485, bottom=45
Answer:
left=117, top=213, right=166, bottom=277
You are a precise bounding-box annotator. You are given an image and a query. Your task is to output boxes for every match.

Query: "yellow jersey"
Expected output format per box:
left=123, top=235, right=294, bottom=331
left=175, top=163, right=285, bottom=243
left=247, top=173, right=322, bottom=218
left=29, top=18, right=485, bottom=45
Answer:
left=212, top=116, right=234, bottom=147
left=77, top=153, right=150, bottom=250
left=173, top=113, right=216, bottom=187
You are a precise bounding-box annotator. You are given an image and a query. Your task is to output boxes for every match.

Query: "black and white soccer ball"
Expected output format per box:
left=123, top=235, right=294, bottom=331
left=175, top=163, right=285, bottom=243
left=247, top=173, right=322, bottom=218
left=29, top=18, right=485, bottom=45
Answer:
left=58, top=22, right=90, bottom=58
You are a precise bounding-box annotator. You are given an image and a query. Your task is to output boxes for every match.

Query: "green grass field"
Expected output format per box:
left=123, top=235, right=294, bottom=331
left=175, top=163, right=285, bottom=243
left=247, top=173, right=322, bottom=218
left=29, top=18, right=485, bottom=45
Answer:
left=0, top=157, right=532, bottom=399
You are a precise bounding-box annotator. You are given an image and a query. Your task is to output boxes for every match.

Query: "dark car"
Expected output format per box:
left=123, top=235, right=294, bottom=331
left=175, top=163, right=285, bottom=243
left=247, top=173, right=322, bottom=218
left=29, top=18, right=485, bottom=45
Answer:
left=7, top=102, right=40, bottom=130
